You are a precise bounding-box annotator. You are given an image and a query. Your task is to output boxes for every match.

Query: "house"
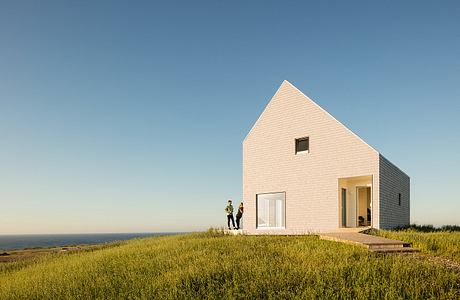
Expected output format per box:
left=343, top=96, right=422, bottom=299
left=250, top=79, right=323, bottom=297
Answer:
left=243, top=80, right=410, bottom=234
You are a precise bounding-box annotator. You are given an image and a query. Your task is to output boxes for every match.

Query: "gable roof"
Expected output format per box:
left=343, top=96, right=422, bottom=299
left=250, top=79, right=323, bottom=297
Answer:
left=243, top=80, right=378, bottom=155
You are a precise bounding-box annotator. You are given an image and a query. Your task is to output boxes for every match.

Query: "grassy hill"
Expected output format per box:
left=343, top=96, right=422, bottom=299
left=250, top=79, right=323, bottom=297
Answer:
left=0, top=230, right=459, bottom=299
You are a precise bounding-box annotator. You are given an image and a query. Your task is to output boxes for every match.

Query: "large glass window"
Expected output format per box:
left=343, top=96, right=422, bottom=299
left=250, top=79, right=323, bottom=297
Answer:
left=257, top=192, right=285, bottom=228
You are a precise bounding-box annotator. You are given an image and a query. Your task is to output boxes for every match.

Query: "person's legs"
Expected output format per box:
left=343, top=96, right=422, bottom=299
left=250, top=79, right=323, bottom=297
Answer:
left=227, top=215, right=231, bottom=229
left=236, top=216, right=241, bottom=229
left=230, top=215, right=236, bottom=229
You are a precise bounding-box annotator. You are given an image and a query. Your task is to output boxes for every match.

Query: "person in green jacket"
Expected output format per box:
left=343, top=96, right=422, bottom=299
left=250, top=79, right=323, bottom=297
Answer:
left=225, top=200, right=236, bottom=230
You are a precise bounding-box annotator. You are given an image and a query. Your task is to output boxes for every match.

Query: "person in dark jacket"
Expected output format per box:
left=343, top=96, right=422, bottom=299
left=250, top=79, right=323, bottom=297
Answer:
left=225, top=200, right=236, bottom=230
left=235, top=202, right=244, bottom=230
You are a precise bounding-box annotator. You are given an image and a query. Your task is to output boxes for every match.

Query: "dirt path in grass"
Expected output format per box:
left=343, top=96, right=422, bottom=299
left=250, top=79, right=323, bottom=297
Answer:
left=419, top=254, right=460, bottom=271
left=401, top=253, right=460, bottom=271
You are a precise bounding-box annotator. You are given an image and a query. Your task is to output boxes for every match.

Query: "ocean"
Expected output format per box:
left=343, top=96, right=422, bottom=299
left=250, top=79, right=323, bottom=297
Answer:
left=0, top=232, right=182, bottom=250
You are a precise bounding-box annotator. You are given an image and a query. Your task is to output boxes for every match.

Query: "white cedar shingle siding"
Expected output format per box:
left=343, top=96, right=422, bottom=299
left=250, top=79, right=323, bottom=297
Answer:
left=243, top=81, right=410, bottom=234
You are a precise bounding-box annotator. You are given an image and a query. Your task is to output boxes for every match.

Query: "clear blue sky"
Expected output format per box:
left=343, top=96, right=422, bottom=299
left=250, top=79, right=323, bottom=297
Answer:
left=1, top=1, right=459, bottom=234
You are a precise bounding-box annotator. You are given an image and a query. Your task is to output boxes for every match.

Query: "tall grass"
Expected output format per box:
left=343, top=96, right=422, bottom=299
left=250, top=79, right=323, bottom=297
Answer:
left=0, top=232, right=458, bottom=299
left=368, top=229, right=460, bottom=263
left=393, top=224, right=460, bottom=232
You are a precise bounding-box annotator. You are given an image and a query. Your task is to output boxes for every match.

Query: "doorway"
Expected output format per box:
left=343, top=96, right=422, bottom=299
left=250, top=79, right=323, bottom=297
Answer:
left=356, top=186, right=371, bottom=227
left=338, top=175, right=372, bottom=228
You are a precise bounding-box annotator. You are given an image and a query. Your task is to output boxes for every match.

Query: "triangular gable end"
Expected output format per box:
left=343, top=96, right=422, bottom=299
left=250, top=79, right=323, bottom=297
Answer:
left=243, top=80, right=379, bottom=155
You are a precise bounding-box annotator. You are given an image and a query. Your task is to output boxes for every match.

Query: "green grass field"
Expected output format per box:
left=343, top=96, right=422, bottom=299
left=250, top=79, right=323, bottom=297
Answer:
left=0, top=231, right=459, bottom=299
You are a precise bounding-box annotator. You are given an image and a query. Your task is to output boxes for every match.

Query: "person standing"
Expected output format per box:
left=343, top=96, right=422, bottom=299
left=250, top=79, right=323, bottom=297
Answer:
left=236, top=202, right=244, bottom=230
left=225, top=200, right=236, bottom=230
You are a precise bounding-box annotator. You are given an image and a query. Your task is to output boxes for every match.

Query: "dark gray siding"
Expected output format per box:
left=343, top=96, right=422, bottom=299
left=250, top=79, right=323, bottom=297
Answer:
left=379, top=154, right=410, bottom=229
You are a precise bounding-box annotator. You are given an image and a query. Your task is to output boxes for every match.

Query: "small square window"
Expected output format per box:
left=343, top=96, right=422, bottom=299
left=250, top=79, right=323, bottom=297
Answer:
left=398, top=193, right=402, bottom=206
left=295, top=137, right=309, bottom=154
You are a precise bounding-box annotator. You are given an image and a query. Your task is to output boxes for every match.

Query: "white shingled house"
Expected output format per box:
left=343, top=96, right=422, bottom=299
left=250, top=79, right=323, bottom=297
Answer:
left=243, top=80, right=410, bottom=234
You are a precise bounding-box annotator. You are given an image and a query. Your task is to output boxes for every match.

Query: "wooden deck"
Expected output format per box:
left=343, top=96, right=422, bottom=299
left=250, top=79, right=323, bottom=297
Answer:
left=223, top=230, right=419, bottom=253
left=319, top=232, right=419, bottom=253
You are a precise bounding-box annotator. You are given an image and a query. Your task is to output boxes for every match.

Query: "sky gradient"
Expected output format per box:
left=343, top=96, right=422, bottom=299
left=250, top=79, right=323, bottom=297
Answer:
left=1, top=1, right=459, bottom=234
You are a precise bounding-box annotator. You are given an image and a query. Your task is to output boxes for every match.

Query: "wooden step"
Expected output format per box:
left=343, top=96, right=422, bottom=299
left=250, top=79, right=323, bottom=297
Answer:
left=370, top=247, right=420, bottom=253
left=368, top=243, right=409, bottom=250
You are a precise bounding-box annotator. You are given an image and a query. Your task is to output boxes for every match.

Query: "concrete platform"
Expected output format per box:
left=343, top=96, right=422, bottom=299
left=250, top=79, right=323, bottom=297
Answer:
left=224, top=229, right=246, bottom=235
left=319, top=232, right=419, bottom=253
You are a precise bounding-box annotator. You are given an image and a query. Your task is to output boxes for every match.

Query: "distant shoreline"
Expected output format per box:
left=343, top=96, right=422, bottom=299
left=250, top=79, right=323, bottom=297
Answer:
left=0, top=232, right=185, bottom=251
